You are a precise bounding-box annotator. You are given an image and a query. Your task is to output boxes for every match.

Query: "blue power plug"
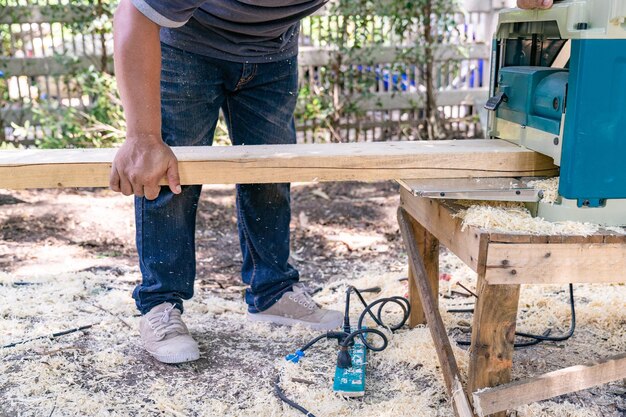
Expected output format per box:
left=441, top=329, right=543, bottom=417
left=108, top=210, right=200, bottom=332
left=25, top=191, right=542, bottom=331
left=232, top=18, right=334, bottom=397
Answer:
left=285, top=350, right=305, bottom=363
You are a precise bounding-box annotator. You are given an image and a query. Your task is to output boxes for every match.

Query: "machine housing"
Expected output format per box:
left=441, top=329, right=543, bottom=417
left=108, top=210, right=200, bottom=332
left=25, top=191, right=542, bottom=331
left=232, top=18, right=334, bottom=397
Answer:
left=487, top=0, right=626, bottom=224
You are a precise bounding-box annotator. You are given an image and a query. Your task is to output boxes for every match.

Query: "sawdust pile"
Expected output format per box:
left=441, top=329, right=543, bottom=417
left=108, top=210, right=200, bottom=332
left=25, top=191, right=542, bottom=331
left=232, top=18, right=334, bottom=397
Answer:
left=1, top=258, right=625, bottom=417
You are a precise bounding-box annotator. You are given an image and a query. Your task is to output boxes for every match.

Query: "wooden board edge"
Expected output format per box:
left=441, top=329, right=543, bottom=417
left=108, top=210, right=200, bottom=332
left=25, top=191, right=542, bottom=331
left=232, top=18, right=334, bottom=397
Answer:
left=472, top=353, right=626, bottom=417
left=485, top=243, right=626, bottom=285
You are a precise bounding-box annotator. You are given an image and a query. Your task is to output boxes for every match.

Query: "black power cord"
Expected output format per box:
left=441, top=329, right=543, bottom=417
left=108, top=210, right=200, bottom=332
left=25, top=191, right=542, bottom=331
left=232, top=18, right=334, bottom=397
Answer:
left=453, top=284, right=576, bottom=348
left=275, top=375, right=318, bottom=417
left=275, top=286, right=411, bottom=416
left=284, top=286, right=410, bottom=365
left=1, top=323, right=98, bottom=349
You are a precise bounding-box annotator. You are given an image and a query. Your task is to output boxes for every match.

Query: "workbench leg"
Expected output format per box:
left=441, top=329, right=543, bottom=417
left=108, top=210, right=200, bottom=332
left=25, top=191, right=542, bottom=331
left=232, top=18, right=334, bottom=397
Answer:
left=398, top=208, right=475, bottom=417
left=468, top=274, right=521, bottom=417
left=405, top=215, right=440, bottom=328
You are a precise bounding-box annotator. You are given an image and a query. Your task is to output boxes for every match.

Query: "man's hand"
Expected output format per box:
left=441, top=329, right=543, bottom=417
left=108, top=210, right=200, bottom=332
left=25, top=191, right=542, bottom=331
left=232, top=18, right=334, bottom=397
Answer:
left=110, top=136, right=181, bottom=200
left=111, top=0, right=181, bottom=200
left=518, top=0, right=554, bottom=9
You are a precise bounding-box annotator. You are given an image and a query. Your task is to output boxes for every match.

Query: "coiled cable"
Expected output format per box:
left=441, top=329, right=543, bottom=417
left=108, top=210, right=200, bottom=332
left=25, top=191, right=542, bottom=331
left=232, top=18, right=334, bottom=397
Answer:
left=276, top=286, right=410, bottom=416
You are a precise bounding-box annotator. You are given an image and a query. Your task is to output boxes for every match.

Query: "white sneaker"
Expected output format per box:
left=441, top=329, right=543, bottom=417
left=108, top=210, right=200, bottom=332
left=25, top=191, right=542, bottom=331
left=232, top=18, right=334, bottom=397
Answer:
left=140, top=303, right=200, bottom=364
left=247, top=286, right=343, bottom=331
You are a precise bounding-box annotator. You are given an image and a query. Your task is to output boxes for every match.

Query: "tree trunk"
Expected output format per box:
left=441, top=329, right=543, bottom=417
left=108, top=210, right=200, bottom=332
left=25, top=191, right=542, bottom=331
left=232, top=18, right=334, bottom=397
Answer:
left=96, top=0, right=109, bottom=73
left=423, top=0, right=445, bottom=140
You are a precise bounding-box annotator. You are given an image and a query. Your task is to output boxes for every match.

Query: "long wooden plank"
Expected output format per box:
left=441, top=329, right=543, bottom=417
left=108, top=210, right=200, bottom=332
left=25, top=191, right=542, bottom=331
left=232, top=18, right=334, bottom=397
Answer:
left=472, top=353, right=626, bottom=417
left=398, top=208, right=476, bottom=417
left=0, top=140, right=558, bottom=190
left=485, top=243, right=626, bottom=285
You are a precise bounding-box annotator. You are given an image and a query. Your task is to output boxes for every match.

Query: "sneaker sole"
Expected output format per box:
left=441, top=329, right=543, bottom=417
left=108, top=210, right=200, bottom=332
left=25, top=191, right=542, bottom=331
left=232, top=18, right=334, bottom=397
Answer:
left=246, top=312, right=343, bottom=331
left=147, top=350, right=200, bottom=364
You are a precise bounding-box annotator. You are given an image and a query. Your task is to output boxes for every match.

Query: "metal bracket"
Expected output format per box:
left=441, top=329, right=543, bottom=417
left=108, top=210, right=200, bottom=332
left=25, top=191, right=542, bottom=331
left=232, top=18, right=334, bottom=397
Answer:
left=397, top=178, right=543, bottom=203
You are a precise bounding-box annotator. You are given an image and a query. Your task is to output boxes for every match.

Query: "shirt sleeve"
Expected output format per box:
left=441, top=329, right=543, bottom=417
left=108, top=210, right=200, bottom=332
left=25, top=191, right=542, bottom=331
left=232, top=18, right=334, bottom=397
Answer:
left=130, top=0, right=204, bottom=28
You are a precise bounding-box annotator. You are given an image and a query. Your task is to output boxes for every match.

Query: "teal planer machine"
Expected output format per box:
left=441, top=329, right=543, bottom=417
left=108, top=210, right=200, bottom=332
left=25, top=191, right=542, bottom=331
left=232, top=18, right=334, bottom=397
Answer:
left=487, top=0, right=626, bottom=225
left=406, top=0, right=626, bottom=225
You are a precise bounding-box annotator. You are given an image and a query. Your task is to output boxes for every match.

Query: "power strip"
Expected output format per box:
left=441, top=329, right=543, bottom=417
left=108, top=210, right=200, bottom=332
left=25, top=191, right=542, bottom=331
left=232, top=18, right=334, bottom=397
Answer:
left=333, top=328, right=367, bottom=397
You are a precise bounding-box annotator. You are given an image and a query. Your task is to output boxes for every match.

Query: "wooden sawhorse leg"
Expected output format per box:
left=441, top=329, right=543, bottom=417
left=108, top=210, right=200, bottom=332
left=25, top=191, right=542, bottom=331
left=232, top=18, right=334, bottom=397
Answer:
left=468, top=274, right=521, bottom=417
left=406, top=214, right=440, bottom=327
left=399, top=204, right=521, bottom=417
left=398, top=207, right=475, bottom=417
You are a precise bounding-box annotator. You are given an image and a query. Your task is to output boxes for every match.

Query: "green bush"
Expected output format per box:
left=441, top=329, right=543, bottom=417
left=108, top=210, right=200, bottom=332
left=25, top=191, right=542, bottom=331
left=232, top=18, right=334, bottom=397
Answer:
left=296, top=0, right=460, bottom=142
left=18, top=67, right=126, bottom=149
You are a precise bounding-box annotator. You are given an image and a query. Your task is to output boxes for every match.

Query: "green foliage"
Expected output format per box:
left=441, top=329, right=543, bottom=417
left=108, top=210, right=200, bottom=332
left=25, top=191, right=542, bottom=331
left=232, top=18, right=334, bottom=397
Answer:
left=296, top=4, right=384, bottom=142
left=2, top=0, right=121, bottom=147
left=15, top=67, right=126, bottom=149
left=0, top=141, right=20, bottom=150
left=296, top=0, right=461, bottom=141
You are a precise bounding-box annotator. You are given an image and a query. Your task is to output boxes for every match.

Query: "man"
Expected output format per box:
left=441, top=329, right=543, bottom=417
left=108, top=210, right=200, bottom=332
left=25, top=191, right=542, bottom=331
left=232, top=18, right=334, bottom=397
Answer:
left=110, top=0, right=552, bottom=364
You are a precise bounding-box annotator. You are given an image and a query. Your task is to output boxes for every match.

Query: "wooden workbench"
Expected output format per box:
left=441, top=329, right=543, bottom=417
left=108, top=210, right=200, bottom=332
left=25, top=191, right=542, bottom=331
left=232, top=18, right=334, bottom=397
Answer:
left=397, top=186, right=626, bottom=417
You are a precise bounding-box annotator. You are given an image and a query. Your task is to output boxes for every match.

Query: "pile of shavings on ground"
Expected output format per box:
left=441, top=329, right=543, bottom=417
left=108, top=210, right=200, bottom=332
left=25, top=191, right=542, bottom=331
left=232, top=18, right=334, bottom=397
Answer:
left=1, top=257, right=625, bottom=417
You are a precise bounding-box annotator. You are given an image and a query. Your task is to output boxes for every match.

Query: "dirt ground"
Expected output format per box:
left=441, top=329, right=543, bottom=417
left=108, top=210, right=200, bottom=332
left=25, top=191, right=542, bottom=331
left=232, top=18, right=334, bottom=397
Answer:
left=0, top=182, right=404, bottom=293
left=0, top=183, right=624, bottom=417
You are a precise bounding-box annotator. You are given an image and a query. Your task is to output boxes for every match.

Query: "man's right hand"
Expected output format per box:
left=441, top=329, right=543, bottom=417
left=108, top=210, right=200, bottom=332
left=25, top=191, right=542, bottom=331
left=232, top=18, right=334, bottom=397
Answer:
left=518, top=0, right=554, bottom=9
left=112, top=1, right=179, bottom=200
left=109, top=136, right=182, bottom=200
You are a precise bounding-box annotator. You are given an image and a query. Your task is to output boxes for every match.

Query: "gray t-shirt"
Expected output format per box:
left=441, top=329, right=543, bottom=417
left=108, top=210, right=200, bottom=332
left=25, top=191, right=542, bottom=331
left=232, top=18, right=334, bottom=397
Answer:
left=131, top=0, right=327, bottom=63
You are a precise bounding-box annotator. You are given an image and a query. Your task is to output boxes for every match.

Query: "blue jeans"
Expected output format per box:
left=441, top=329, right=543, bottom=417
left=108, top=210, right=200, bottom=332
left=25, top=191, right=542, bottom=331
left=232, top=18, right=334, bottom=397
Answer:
left=132, top=43, right=300, bottom=315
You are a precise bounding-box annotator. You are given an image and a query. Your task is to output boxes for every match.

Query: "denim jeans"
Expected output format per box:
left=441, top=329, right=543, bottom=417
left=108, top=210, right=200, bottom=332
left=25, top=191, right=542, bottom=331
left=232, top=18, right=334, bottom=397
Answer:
left=132, top=43, right=300, bottom=315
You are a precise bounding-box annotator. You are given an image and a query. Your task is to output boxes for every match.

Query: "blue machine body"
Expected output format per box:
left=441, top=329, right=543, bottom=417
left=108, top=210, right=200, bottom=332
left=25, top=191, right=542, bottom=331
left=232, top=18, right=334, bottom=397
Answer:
left=494, top=39, right=626, bottom=207
left=559, top=39, right=626, bottom=206
left=496, top=67, right=568, bottom=136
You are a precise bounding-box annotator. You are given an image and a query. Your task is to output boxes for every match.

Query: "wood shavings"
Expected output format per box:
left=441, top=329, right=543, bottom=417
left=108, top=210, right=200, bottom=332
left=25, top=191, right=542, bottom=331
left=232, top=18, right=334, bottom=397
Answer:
left=1, top=262, right=624, bottom=417
left=453, top=200, right=524, bottom=209
left=604, top=226, right=626, bottom=235
left=456, top=205, right=599, bottom=236
left=527, top=177, right=560, bottom=204
left=515, top=400, right=605, bottom=417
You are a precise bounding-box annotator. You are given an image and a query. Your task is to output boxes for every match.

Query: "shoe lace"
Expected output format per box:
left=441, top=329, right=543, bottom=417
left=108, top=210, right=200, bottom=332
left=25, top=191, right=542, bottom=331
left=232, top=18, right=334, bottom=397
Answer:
left=148, top=304, right=186, bottom=339
left=288, top=291, right=317, bottom=311
left=291, top=282, right=309, bottom=293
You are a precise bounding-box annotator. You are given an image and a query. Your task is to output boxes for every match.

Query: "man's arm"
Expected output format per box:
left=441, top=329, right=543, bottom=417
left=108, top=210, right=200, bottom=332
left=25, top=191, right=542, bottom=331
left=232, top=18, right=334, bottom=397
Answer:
left=518, top=0, right=554, bottom=9
left=110, top=0, right=181, bottom=199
